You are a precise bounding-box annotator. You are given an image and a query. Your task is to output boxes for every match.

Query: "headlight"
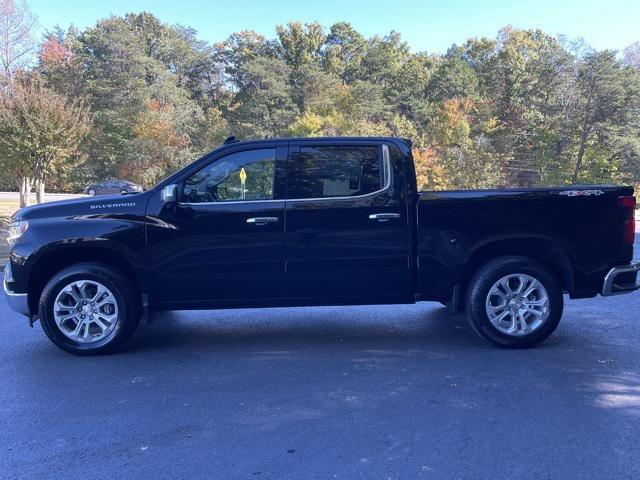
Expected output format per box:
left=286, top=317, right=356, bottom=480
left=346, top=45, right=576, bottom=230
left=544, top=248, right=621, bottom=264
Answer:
left=6, top=219, right=28, bottom=244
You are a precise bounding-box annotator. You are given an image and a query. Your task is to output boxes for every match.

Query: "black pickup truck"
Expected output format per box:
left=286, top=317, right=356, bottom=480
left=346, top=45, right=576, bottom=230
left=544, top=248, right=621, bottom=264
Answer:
left=4, top=137, right=639, bottom=354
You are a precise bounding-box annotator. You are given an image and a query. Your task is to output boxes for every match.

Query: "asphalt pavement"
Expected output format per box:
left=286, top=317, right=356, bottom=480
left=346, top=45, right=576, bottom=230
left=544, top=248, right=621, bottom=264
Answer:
left=1, top=236, right=639, bottom=480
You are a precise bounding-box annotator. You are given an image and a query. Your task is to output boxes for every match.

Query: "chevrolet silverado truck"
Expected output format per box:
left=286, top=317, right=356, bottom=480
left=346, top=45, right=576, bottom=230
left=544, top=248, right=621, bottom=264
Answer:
left=4, top=137, right=639, bottom=354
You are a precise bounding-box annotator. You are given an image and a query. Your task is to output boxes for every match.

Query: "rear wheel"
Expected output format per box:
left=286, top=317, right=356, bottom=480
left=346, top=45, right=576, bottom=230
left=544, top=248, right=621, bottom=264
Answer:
left=39, top=263, right=141, bottom=355
left=466, top=256, right=563, bottom=348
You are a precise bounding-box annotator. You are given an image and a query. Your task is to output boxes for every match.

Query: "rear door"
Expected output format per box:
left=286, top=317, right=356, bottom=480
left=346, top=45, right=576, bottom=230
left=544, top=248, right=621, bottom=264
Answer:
left=284, top=140, right=411, bottom=302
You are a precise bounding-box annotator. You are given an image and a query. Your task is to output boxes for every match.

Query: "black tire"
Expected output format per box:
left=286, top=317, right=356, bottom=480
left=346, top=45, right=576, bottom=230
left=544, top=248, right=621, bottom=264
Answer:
left=88, top=189, right=96, bottom=196
left=466, top=256, right=564, bottom=348
left=39, top=262, right=141, bottom=355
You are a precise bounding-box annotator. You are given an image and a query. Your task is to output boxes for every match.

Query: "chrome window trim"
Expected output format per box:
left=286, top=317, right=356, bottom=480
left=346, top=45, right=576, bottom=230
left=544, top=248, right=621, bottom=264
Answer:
left=179, top=199, right=285, bottom=207
left=286, top=144, right=392, bottom=203
left=177, top=143, right=392, bottom=206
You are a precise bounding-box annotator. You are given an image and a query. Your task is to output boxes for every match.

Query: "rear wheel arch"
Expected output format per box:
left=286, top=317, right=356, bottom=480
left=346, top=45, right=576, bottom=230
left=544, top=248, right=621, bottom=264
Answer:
left=462, top=237, right=574, bottom=296
left=28, top=246, right=143, bottom=315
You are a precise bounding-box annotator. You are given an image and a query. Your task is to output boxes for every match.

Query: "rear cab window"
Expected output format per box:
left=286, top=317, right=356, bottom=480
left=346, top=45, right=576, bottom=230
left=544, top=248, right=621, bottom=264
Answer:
left=287, top=145, right=385, bottom=200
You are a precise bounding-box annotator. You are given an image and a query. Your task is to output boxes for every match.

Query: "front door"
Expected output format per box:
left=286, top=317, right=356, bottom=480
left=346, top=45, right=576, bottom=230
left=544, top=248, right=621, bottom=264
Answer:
left=147, top=145, right=287, bottom=308
left=284, top=140, right=411, bottom=303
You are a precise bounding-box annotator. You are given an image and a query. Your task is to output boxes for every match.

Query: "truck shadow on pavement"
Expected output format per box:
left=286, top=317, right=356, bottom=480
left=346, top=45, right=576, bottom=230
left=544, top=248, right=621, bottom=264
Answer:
left=126, top=303, right=492, bottom=352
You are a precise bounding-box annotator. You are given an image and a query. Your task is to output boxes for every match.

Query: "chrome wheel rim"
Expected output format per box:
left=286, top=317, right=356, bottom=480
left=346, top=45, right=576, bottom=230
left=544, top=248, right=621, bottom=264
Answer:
left=53, top=280, right=119, bottom=343
left=485, top=273, right=550, bottom=336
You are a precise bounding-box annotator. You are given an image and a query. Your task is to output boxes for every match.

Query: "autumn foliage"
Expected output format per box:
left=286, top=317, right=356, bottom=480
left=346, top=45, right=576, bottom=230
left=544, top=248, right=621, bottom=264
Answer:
left=0, top=7, right=638, bottom=196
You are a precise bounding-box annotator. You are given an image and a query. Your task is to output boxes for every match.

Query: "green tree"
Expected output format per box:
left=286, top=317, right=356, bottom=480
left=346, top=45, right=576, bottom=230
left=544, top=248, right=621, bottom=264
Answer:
left=0, top=74, right=90, bottom=206
left=323, top=22, right=367, bottom=82
left=426, top=55, right=479, bottom=102
left=570, top=51, right=640, bottom=183
left=228, top=57, right=298, bottom=138
left=276, top=21, right=326, bottom=71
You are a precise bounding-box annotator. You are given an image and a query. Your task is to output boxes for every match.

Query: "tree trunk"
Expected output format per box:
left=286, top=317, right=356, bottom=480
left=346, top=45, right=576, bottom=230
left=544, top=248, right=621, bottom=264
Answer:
left=35, top=178, right=45, bottom=204
left=18, top=176, right=32, bottom=208
left=572, top=128, right=589, bottom=184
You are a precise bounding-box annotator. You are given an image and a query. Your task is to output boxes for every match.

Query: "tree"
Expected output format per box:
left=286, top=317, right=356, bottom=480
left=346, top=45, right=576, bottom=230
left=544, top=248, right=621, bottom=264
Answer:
left=0, top=14, right=636, bottom=195
left=570, top=51, right=639, bottom=183
left=0, top=0, right=36, bottom=91
left=384, top=53, right=435, bottom=133
left=413, top=147, right=450, bottom=190
left=53, top=14, right=216, bottom=184
left=623, top=42, right=640, bottom=69
left=426, top=55, right=479, bottom=102
left=228, top=57, right=298, bottom=138
left=359, top=31, right=410, bottom=86
left=0, top=74, right=90, bottom=206
left=215, top=30, right=274, bottom=89
left=276, top=21, right=325, bottom=71
left=323, top=22, right=367, bottom=82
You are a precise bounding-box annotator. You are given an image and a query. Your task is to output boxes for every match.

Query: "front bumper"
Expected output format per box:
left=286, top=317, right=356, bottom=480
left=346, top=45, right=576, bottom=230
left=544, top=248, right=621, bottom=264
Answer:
left=602, top=262, right=640, bottom=296
left=3, top=262, right=30, bottom=316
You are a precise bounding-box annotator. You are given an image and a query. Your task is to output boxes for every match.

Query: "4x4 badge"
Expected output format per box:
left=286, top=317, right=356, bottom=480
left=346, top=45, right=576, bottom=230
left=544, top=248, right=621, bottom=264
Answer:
left=559, top=190, right=604, bottom=197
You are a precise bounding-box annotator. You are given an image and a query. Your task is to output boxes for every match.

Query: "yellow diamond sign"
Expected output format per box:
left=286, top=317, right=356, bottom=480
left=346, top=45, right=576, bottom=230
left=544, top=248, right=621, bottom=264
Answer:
left=239, top=167, right=247, bottom=184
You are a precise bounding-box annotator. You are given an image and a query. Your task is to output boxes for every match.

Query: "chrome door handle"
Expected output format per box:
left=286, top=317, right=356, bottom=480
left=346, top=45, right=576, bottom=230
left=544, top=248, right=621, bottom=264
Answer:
left=369, top=213, right=401, bottom=221
left=246, top=217, right=279, bottom=225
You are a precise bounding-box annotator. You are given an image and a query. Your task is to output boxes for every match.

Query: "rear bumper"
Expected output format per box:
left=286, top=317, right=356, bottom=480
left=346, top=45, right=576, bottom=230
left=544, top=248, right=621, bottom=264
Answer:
left=602, top=263, right=640, bottom=296
left=3, top=263, right=30, bottom=316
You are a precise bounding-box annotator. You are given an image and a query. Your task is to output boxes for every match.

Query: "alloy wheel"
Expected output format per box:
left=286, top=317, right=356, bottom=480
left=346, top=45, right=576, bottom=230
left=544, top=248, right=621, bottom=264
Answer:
left=53, top=280, right=119, bottom=343
left=485, top=273, right=550, bottom=336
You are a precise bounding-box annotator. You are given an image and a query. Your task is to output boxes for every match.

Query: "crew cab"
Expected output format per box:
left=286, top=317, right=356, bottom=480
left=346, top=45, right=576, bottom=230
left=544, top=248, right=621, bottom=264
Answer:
left=3, top=137, right=639, bottom=354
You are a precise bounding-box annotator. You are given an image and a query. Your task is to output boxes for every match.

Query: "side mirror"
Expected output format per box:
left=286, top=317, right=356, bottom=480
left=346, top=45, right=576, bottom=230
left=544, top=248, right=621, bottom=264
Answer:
left=161, top=184, right=177, bottom=203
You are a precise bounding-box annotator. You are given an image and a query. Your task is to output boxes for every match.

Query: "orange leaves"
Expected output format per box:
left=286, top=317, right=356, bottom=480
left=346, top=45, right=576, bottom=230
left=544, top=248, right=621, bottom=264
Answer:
left=429, top=98, right=474, bottom=150
left=132, top=101, right=188, bottom=149
left=39, top=38, right=73, bottom=66
left=128, top=100, right=191, bottom=186
left=412, top=146, right=450, bottom=191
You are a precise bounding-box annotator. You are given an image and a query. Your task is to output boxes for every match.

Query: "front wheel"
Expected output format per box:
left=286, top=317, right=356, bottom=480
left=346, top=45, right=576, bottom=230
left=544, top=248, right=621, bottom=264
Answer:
left=466, top=256, right=564, bottom=348
left=39, top=262, right=141, bottom=355
left=87, top=189, right=96, bottom=196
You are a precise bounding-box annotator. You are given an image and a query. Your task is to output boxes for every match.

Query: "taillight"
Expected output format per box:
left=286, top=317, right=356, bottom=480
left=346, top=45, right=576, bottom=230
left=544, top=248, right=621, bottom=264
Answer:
left=619, top=196, right=636, bottom=244
left=619, top=196, right=636, bottom=209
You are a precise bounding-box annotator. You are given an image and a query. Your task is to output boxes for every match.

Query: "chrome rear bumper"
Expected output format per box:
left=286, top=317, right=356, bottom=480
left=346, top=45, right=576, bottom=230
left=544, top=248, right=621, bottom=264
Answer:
left=602, top=263, right=640, bottom=296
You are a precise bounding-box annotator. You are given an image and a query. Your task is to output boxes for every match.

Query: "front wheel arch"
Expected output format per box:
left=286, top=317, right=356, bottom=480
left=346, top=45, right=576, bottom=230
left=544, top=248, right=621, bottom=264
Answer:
left=27, top=246, right=142, bottom=316
left=39, top=262, right=142, bottom=354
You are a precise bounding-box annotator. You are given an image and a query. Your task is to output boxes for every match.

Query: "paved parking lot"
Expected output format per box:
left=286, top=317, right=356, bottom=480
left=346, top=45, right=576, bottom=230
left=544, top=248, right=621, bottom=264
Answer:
left=1, top=236, right=639, bottom=479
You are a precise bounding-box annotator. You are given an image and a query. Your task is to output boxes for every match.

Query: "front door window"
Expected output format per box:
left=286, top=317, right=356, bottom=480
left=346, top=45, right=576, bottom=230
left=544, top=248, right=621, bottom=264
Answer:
left=182, top=149, right=276, bottom=203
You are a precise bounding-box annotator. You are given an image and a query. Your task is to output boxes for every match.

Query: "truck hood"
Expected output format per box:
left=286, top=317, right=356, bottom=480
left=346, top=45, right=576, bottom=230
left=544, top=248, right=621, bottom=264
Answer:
left=14, top=192, right=152, bottom=220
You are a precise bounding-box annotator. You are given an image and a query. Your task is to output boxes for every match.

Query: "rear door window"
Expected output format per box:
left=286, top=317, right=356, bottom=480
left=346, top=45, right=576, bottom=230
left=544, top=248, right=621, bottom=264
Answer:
left=287, top=146, right=382, bottom=200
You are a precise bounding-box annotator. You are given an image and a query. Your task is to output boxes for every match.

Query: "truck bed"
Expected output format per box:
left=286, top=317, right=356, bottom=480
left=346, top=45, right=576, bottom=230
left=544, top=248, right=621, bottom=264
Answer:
left=416, top=184, right=634, bottom=301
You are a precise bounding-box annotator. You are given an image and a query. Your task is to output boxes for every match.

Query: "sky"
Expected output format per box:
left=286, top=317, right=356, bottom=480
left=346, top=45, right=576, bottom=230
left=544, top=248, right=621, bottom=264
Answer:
left=28, top=0, right=640, bottom=54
